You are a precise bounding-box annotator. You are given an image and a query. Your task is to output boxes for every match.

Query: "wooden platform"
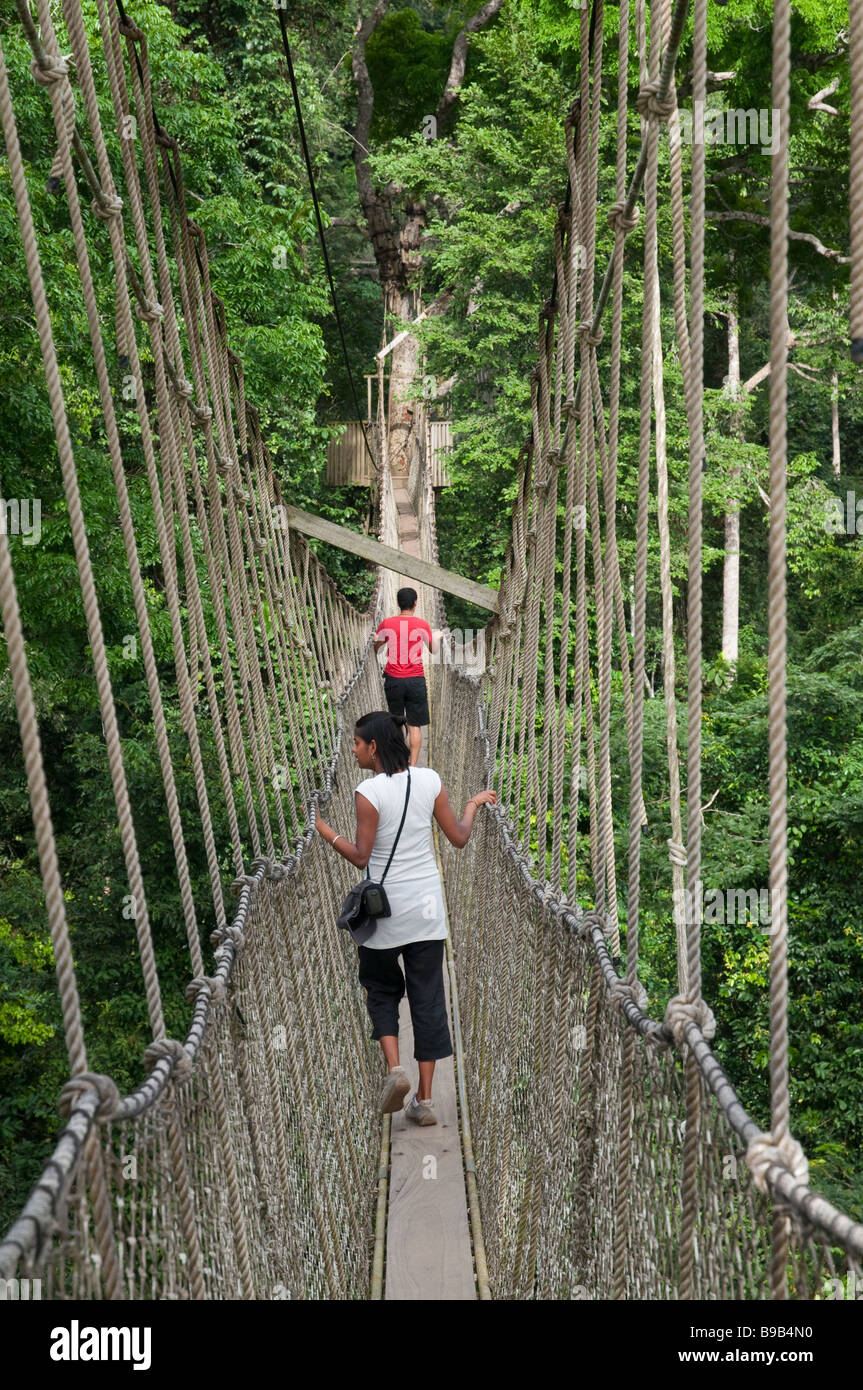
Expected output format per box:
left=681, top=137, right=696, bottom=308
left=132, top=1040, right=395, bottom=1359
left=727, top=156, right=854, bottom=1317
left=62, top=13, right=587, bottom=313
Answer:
left=381, top=495, right=478, bottom=1302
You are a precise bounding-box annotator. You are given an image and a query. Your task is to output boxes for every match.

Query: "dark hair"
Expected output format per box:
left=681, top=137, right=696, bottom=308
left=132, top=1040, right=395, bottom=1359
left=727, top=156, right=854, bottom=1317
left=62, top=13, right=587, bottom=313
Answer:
left=397, top=587, right=418, bottom=611
left=355, top=711, right=409, bottom=775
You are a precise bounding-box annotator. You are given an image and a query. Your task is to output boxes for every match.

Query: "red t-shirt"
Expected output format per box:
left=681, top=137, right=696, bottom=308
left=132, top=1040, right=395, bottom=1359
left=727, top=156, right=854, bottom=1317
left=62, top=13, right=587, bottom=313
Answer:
left=376, top=615, right=432, bottom=678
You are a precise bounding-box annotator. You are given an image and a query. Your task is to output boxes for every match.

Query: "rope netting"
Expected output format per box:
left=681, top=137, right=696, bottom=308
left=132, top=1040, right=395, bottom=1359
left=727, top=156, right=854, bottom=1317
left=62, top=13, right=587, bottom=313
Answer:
left=431, top=0, right=863, bottom=1300
left=0, top=0, right=402, bottom=1298
left=2, top=0, right=862, bottom=1304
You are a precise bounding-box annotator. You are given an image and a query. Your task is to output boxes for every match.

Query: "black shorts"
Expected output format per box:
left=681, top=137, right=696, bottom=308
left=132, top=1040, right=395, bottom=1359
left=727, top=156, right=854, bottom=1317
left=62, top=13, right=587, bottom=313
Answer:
left=383, top=673, right=430, bottom=728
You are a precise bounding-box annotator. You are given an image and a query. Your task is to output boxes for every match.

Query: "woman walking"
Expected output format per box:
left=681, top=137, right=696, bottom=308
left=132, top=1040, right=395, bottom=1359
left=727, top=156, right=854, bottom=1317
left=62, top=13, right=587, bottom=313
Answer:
left=313, top=711, right=496, bottom=1125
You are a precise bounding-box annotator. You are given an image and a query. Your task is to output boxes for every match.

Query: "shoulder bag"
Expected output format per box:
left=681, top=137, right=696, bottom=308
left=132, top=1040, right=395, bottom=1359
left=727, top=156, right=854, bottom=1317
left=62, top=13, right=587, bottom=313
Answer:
left=337, top=769, right=411, bottom=945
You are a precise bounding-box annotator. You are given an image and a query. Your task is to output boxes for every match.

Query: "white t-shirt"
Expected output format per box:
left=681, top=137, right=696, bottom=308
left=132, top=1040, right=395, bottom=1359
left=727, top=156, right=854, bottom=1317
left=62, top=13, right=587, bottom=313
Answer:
left=355, top=766, right=447, bottom=949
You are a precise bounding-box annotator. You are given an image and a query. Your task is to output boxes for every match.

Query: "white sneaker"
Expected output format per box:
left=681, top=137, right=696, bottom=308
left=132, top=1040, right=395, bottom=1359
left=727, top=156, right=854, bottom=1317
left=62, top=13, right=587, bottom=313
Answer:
left=378, top=1066, right=410, bottom=1114
left=405, top=1095, right=437, bottom=1126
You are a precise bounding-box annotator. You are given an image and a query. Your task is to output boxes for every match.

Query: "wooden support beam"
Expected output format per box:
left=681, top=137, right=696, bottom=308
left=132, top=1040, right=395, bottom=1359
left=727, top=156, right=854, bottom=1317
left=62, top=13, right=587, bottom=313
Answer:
left=283, top=505, right=499, bottom=613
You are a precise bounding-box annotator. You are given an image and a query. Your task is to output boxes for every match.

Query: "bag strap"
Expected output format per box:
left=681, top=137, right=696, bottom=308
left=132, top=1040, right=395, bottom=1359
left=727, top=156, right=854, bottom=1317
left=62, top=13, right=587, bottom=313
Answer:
left=379, top=768, right=411, bottom=884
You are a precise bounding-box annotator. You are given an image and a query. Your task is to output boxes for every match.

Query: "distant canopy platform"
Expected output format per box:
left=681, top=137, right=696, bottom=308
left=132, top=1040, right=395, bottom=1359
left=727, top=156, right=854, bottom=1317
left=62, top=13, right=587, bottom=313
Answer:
left=326, top=420, right=453, bottom=487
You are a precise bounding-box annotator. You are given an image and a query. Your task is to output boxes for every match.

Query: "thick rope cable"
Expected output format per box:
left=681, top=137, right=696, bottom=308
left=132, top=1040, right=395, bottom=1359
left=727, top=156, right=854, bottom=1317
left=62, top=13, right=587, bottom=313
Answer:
left=760, top=0, right=806, bottom=1303
left=1, top=0, right=382, bottom=1296
left=674, top=0, right=709, bottom=1304
left=0, top=26, right=127, bottom=1300
left=2, top=12, right=165, bottom=1044
left=31, top=0, right=206, bottom=980
left=851, top=0, right=862, bottom=362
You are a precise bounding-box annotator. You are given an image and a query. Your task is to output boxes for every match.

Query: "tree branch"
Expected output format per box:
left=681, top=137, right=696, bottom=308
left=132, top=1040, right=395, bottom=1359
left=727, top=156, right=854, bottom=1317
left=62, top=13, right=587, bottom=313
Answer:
left=435, top=373, right=458, bottom=398
left=325, top=217, right=370, bottom=235
left=436, top=0, right=504, bottom=125
left=741, top=330, right=797, bottom=393
left=677, top=68, right=736, bottom=100
left=351, top=1, right=404, bottom=285
left=352, top=0, right=387, bottom=204
left=808, top=76, right=840, bottom=115
left=706, top=210, right=850, bottom=263
left=789, top=361, right=821, bottom=382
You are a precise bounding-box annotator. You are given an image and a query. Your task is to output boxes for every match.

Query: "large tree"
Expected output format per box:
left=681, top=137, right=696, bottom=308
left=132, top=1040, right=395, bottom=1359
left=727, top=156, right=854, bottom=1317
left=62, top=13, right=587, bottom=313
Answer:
left=350, top=1, right=503, bottom=474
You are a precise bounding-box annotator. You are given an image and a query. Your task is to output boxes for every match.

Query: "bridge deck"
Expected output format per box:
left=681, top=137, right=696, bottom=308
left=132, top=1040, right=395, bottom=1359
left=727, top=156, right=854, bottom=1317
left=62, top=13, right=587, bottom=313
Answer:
left=382, top=478, right=478, bottom=1301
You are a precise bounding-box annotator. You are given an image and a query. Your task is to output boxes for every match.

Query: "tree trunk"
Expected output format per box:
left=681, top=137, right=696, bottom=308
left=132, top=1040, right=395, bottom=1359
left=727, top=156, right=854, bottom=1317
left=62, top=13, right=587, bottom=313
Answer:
left=350, top=2, right=502, bottom=482
left=831, top=369, right=841, bottom=476
left=384, top=202, right=425, bottom=477
left=722, top=290, right=743, bottom=665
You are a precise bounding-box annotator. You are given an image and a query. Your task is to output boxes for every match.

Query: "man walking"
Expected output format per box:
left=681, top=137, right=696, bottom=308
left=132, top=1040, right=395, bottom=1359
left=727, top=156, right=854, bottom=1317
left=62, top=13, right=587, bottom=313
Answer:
left=374, top=588, right=441, bottom=766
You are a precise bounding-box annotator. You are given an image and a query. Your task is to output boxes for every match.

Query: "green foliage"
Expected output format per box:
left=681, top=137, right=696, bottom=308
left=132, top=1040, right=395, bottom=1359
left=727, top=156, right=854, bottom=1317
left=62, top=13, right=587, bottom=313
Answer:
left=369, top=0, right=863, bottom=1209
left=366, top=11, right=454, bottom=142
left=0, top=0, right=357, bottom=1226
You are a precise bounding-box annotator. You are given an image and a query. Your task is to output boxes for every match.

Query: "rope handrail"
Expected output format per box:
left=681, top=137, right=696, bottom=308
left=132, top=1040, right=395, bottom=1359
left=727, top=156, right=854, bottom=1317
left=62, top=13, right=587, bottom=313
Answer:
left=442, top=663, right=863, bottom=1262
left=0, top=624, right=378, bottom=1280
left=429, top=0, right=863, bottom=1300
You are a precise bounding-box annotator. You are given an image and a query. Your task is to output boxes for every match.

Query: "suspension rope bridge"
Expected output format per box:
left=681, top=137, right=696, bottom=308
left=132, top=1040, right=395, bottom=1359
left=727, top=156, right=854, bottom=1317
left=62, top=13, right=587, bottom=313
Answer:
left=1, top=0, right=862, bottom=1301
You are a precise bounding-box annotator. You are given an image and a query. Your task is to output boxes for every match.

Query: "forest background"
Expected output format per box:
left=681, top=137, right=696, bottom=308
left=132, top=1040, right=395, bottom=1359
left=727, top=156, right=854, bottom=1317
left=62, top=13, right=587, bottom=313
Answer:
left=1, top=0, right=861, bottom=1229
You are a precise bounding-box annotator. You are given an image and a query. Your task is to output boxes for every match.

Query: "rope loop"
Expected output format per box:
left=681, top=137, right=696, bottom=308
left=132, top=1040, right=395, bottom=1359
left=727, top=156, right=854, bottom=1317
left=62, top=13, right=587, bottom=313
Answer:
left=577, top=908, right=608, bottom=940
left=143, top=1037, right=194, bottom=1082
left=746, top=1131, right=809, bottom=1195
left=532, top=880, right=557, bottom=908
left=59, top=1071, right=121, bottom=1122
left=117, top=15, right=145, bottom=42
left=664, top=994, right=717, bottom=1046
left=607, top=200, right=640, bottom=235
left=135, top=296, right=164, bottom=325
left=190, top=401, right=213, bottom=424
left=667, top=838, right=687, bottom=867
left=213, top=921, right=246, bottom=954
left=185, top=974, right=228, bottom=1005
left=636, top=81, right=676, bottom=122
left=31, top=55, right=70, bottom=86
left=608, top=975, right=649, bottom=1012
left=577, top=320, right=604, bottom=348
left=91, top=193, right=123, bottom=223
left=154, top=127, right=178, bottom=153
left=563, top=96, right=581, bottom=131
left=644, top=1024, right=674, bottom=1055
left=251, top=855, right=285, bottom=882
left=170, top=374, right=194, bottom=401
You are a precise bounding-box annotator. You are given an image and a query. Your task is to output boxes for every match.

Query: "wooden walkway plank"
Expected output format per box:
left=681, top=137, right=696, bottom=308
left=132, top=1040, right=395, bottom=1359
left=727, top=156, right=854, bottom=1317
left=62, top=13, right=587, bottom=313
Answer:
left=381, top=496, right=479, bottom=1301
left=385, top=969, right=476, bottom=1300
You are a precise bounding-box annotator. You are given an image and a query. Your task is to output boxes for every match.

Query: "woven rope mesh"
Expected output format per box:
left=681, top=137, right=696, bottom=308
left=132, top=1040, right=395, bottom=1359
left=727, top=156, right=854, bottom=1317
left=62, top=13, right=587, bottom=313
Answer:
left=1, top=0, right=862, bottom=1302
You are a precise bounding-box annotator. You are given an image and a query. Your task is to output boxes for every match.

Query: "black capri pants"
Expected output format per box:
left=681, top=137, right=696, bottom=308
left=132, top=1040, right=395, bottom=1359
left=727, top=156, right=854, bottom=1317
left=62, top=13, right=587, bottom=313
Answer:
left=357, top=939, right=453, bottom=1061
